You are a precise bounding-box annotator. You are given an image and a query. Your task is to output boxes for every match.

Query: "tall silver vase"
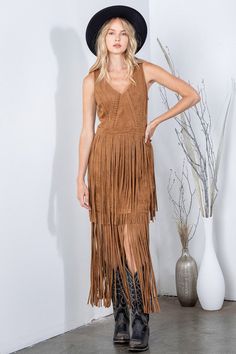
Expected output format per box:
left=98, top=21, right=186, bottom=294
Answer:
left=175, top=247, right=198, bottom=307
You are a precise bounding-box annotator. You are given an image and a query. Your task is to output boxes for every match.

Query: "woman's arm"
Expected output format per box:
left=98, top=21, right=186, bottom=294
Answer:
left=142, top=60, right=201, bottom=142
left=76, top=71, right=96, bottom=209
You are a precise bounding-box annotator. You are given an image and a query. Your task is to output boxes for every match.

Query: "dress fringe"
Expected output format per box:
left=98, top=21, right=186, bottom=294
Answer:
left=87, top=221, right=160, bottom=313
left=87, top=130, right=160, bottom=313
left=88, top=129, right=158, bottom=225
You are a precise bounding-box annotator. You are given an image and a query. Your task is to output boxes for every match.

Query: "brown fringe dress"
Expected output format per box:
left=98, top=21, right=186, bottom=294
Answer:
left=87, top=59, right=160, bottom=314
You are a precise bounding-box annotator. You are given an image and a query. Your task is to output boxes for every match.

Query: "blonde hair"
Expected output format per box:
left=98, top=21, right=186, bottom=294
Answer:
left=88, top=17, right=144, bottom=85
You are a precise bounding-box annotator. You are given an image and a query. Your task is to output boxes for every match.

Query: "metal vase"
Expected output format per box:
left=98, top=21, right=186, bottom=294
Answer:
left=175, top=247, right=198, bottom=307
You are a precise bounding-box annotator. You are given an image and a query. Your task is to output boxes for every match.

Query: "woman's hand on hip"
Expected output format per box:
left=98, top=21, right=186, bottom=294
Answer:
left=145, top=121, right=157, bottom=144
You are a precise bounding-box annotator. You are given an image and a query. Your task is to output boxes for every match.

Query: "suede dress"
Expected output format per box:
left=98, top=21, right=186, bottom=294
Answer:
left=87, top=59, right=160, bottom=313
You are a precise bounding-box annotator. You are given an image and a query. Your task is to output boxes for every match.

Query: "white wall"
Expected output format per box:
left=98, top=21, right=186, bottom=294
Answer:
left=0, top=0, right=235, bottom=353
left=149, top=0, right=236, bottom=298
left=0, top=0, right=149, bottom=353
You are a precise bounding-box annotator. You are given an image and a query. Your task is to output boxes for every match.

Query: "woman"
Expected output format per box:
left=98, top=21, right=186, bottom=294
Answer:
left=77, top=5, right=200, bottom=352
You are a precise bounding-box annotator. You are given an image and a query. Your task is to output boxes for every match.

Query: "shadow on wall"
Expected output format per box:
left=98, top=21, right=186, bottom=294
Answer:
left=49, top=27, right=100, bottom=328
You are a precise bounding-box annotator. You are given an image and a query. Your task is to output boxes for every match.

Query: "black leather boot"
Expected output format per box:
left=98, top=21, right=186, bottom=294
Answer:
left=125, top=266, right=150, bottom=352
left=112, top=268, right=130, bottom=344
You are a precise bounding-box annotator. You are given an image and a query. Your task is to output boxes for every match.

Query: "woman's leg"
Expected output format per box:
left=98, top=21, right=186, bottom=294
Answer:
left=123, top=223, right=137, bottom=273
left=112, top=266, right=130, bottom=344
left=123, top=223, right=150, bottom=352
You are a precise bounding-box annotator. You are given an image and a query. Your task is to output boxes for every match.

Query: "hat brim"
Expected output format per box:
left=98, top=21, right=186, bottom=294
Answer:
left=85, top=5, right=147, bottom=56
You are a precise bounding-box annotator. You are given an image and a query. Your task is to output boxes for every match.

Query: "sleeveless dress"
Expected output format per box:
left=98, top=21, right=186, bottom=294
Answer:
left=87, top=59, right=160, bottom=313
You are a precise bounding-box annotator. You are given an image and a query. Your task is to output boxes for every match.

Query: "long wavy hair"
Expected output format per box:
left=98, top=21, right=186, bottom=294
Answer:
left=88, top=17, right=144, bottom=85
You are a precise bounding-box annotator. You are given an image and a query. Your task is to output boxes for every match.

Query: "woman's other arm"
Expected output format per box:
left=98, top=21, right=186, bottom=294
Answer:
left=76, top=72, right=96, bottom=210
left=143, top=61, right=201, bottom=142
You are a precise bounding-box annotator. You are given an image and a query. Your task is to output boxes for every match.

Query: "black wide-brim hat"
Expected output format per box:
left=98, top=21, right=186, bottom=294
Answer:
left=85, top=5, right=147, bottom=56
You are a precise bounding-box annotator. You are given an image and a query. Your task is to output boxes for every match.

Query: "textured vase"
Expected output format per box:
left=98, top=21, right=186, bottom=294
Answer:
left=196, top=216, right=225, bottom=310
left=176, top=247, right=198, bottom=306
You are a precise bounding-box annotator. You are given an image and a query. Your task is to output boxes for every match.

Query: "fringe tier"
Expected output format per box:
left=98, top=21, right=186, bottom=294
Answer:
left=87, top=128, right=160, bottom=313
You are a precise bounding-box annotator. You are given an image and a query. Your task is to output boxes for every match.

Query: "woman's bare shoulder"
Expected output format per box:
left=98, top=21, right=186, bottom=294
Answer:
left=137, top=59, right=158, bottom=86
left=141, top=59, right=159, bottom=72
left=82, top=70, right=97, bottom=94
left=83, top=71, right=95, bottom=85
left=136, top=58, right=157, bottom=75
left=141, top=60, right=171, bottom=85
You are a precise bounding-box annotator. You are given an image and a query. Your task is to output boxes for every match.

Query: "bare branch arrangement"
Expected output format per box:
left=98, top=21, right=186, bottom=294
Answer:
left=157, top=37, right=234, bottom=217
left=167, top=158, right=200, bottom=248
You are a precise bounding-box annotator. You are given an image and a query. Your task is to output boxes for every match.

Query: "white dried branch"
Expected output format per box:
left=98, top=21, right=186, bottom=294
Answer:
left=157, top=37, right=234, bottom=217
left=167, top=159, right=199, bottom=246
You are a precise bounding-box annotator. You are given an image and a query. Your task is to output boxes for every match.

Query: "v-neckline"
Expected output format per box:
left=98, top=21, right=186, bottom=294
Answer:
left=103, top=65, right=137, bottom=96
